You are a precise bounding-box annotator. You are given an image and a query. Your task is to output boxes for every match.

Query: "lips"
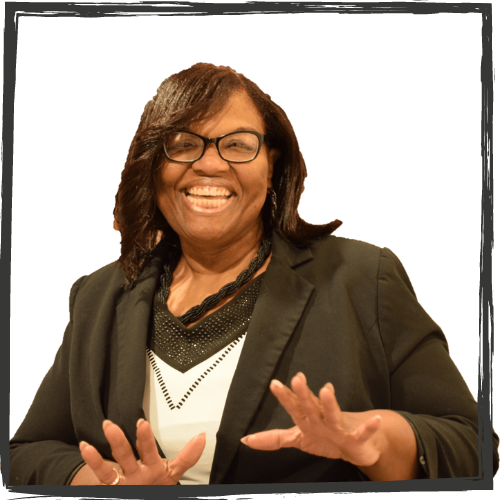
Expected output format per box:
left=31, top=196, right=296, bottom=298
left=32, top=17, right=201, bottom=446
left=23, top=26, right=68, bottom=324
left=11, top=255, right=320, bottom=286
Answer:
left=184, top=185, right=233, bottom=208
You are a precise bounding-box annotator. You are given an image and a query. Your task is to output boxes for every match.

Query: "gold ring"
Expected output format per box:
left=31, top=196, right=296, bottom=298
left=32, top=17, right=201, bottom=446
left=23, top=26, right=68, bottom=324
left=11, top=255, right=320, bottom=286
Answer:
left=100, top=467, right=120, bottom=485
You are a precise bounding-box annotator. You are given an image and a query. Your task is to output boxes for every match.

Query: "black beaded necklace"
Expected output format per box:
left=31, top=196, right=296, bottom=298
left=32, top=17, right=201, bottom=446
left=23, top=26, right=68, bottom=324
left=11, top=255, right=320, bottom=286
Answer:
left=159, top=236, right=272, bottom=325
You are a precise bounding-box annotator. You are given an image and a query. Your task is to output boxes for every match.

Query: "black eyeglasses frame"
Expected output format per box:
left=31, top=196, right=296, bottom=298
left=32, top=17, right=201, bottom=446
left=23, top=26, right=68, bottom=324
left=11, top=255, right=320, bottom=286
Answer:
left=163, top=130, right=269, bottom=164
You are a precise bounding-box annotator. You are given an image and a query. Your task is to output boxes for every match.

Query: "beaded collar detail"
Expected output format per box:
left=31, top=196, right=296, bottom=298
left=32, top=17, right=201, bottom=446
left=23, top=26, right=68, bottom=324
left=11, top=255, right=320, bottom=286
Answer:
left=148, top=274, right=264, bottom=373
left=159, top=236, right=272, bottom=325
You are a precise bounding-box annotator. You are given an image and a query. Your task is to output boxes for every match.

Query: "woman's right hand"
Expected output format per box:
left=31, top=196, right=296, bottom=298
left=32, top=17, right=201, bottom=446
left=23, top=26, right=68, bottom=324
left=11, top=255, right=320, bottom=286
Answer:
left=71, top=418, right=206, bottom=485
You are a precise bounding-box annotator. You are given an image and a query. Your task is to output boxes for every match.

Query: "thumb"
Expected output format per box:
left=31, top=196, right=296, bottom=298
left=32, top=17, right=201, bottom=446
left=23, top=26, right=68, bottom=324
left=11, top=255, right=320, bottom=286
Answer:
left=241, top=426, right=301, bottom=451
left=352, top=414, right=382, bottom=442
left=167, top=432, right=206, bottom=482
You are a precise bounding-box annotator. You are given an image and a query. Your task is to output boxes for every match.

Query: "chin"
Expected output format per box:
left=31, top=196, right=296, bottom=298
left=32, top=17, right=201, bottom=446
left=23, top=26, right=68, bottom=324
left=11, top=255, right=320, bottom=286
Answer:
left=181, top=225, right=234, bottom=244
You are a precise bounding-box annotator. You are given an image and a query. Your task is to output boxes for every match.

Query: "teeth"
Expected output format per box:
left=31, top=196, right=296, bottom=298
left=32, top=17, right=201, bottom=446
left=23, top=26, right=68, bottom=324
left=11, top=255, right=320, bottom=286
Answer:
left=187, top=186, right=231, bottom=197
left=187, top=196, right=229, bottom=208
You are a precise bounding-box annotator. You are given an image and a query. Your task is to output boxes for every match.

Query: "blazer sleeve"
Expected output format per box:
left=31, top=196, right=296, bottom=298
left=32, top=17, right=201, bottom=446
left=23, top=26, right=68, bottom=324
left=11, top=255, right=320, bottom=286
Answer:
left=9, top=276, right=88, bottom=486
left=376, top=248, right=499, bottom=479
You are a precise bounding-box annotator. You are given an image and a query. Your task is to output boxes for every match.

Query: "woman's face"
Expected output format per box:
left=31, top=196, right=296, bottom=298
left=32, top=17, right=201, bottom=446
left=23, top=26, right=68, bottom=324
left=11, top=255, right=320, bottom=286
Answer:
left=156, top=91, right=279, bottom=247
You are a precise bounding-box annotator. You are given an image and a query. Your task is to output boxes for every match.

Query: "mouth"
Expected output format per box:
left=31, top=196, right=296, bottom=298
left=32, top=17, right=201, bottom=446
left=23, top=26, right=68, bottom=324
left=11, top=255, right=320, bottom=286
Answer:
left=184, top=186, right=233, bottom=208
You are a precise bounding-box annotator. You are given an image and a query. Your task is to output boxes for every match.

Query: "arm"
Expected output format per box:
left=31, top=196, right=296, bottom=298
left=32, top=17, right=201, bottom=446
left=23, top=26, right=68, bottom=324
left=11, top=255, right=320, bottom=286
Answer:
left=9, top=277, right=87, bottom=485
left=241, top=248, right=498, bottom=480
left=378, top=247, right=498, bottom=478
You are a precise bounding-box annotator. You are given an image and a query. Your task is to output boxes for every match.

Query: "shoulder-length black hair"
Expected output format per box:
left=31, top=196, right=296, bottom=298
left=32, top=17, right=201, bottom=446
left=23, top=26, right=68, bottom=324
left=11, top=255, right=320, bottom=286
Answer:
left=114, top=63, right=341, bottom=289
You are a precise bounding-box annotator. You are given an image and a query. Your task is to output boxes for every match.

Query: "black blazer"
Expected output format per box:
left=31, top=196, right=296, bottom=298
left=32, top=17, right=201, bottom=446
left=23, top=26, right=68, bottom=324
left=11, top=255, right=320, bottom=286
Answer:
left=9, top=233, right=497, bottom=485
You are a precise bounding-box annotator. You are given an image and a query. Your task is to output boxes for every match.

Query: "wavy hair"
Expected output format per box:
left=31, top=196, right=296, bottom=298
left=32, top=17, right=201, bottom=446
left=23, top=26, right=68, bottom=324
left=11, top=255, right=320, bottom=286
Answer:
left=114, top=63, right=341, bottom=289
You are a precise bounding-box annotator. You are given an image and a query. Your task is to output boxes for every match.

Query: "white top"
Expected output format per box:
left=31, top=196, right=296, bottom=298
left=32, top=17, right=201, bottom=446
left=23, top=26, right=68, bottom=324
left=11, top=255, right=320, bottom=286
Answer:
left=142, top=333, right=247, bottom=485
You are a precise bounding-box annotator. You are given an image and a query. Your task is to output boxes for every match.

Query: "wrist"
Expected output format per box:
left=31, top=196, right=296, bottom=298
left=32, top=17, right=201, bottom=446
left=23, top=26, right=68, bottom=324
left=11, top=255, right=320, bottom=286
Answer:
left=354, top=410, right=418, bottom=481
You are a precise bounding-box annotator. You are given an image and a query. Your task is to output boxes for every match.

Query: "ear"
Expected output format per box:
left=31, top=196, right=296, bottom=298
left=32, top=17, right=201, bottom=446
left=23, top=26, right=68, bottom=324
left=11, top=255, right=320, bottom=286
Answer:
left=266, top=147, right=281, bottom=188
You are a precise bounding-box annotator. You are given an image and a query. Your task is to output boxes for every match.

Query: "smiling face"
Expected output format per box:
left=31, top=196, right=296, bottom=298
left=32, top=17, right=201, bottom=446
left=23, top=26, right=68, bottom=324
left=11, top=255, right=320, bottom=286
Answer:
left=156, top=91, right=279, bottom=249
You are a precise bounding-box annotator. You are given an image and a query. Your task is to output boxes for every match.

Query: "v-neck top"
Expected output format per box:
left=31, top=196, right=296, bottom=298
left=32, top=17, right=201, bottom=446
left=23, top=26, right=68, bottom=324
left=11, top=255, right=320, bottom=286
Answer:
left=147, top=274, right=264, bottom=373
left=143, top=274, right=265, bottom=484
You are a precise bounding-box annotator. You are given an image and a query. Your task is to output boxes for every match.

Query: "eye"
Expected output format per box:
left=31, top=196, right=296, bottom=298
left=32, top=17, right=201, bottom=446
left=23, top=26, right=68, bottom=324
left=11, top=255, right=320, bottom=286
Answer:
left=170, top=139, right=197, bottom=150
left=165, top=133, right=203, bottom=160
left=221, top=133, right=259, bottom=152
left=225, top=139, right=253, bottom=151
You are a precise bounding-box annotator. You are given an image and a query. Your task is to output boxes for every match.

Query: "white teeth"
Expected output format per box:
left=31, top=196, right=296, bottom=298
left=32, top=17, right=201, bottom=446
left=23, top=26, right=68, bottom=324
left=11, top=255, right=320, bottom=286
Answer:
left=187, top=186, right=231, bottom=197
left=186, top=196, right=229, bottom=208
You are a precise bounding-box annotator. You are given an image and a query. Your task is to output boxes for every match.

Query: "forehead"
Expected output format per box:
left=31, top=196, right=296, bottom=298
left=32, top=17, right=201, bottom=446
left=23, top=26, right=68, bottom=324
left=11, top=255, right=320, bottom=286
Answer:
left=190, top=91, right=265, bottom=136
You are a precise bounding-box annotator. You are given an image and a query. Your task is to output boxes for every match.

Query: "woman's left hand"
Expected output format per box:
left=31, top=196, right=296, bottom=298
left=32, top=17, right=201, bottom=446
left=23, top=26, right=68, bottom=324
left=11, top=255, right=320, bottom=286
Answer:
left=241, top=372, right=419, bottom=480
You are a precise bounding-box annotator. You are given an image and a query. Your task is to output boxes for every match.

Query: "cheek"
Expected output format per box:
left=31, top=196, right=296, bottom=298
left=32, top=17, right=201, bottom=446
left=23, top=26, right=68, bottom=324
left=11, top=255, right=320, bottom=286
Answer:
left=158, top=168, right=174, bottom=190
left=243, top=167, right=271, bottom=210
left=254, top=160, right=273, bottom=188
left=245, top=170, right=269, bottom=196
left=156, top=165, right=182, bottom=201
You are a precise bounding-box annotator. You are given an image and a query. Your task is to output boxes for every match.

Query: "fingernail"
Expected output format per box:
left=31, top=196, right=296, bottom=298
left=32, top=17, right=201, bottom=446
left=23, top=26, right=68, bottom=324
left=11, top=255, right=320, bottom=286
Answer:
left=240, top=436, right=250, bottom=446
left=79, top=441, right=89, bottom=450
left=326, top=382, right=334, bottom=392
left=270, top=379, right=283, bottom=389
left=103, top=419, right=112, bottom=430
left=296, top=372, right=306, bottom=382
left=137, top=418, right=145, bottom=429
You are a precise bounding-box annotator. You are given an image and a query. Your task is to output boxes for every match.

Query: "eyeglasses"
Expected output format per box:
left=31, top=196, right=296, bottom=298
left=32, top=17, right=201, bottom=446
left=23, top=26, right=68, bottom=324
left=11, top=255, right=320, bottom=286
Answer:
left=163, top=130, right=268, bottom=163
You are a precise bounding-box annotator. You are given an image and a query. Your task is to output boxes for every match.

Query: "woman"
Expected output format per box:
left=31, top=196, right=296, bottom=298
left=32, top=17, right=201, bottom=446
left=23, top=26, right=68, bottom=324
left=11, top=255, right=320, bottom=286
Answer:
left=9, top=63, right=498, bottom=485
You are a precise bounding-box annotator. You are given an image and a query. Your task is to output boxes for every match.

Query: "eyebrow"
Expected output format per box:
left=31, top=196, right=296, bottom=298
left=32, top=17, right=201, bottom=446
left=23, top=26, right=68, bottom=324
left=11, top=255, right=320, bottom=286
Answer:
left=232, top=126, right=261, bottom=133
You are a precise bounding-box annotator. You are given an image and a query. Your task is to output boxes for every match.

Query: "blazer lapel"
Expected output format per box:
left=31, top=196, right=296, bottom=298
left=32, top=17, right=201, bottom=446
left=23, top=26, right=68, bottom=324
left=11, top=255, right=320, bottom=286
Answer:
left=210, top=234, right=315, bottom=484
left=115, top=241, right=169, bottom=444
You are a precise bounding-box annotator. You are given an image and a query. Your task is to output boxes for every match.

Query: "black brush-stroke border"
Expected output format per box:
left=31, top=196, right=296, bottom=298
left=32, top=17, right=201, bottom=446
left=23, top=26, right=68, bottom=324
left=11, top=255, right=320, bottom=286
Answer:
left=1, top=1, right=494, bottom=499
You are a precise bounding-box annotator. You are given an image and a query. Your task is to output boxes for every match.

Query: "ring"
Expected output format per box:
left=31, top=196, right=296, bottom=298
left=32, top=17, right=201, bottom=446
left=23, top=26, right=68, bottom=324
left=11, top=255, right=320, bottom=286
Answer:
left=99, top=467, right=121, bottom=485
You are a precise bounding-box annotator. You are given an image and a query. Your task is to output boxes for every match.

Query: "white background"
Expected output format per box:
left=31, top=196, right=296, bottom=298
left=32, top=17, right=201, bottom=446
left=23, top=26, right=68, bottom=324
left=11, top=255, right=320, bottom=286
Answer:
left=3, top=1, right=499, bottom=498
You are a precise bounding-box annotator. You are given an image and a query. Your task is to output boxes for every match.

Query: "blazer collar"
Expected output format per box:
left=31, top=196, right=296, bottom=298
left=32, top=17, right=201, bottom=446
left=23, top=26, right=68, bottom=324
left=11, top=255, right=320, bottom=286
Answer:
left=115, top=239, right=170, bottom=446
left=270, top=231, right=314, bottom=269
left=210, top=234, right=315, bottom=483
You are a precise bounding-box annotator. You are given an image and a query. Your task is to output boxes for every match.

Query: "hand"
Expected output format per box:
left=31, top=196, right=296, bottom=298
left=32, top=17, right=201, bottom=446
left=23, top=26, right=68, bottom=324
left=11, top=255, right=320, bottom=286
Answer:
left=241, top=372, right=383, bottom=468
left=77, top=418, right=206, bottom=485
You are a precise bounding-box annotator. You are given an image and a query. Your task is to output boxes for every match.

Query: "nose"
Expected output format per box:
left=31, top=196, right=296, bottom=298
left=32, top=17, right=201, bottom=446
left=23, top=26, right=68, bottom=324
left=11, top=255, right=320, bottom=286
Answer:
left=191, top=144, right=229, bottom=175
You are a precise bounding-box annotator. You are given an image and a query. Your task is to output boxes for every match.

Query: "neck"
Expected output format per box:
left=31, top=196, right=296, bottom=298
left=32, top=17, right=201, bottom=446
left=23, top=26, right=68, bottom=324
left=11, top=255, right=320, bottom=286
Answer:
left=176, top=226, right=267, bottom=279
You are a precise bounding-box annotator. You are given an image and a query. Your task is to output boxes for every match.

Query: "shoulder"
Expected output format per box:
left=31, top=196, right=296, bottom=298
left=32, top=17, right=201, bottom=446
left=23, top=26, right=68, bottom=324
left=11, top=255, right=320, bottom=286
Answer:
left=305, top=235, right=415, bottom=297
left=309, top=235, right=382, bottom=263
left=68, top=261, right=126, bottom=315
left=280, top=235, right=414, bottom=297
left=73, top=260, right=125, bottom=293
left=67, top=238, right=169, bottom=316
left=305, top=235, right=383, bottom=279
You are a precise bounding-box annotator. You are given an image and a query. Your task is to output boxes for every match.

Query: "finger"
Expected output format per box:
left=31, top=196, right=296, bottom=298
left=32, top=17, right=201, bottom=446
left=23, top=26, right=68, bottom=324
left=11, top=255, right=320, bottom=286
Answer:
left=136, top=432, right=144, bottom=463
left=241, top=427, right=302, bottom=451
left=269, top=379, right=308, bottom=427
left=290, top=373, right=325, bottom=427
left=103, top=420, right=140, bottom=476
left=168, top=432, right=206, bottom=483
left=319, top=382, right=344, bottom=428
left=351, top=415, right=382, bottom=442
left=80, top=441, right=120, bottom=485
left=135, top=418, right=163, bottom=466
left=135, top=419, right=145, bottom=463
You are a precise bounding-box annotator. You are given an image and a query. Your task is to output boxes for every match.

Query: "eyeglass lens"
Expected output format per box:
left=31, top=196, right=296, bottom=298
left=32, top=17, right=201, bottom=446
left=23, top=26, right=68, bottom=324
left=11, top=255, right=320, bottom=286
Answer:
left=165, top=132, right=260, bottom=162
